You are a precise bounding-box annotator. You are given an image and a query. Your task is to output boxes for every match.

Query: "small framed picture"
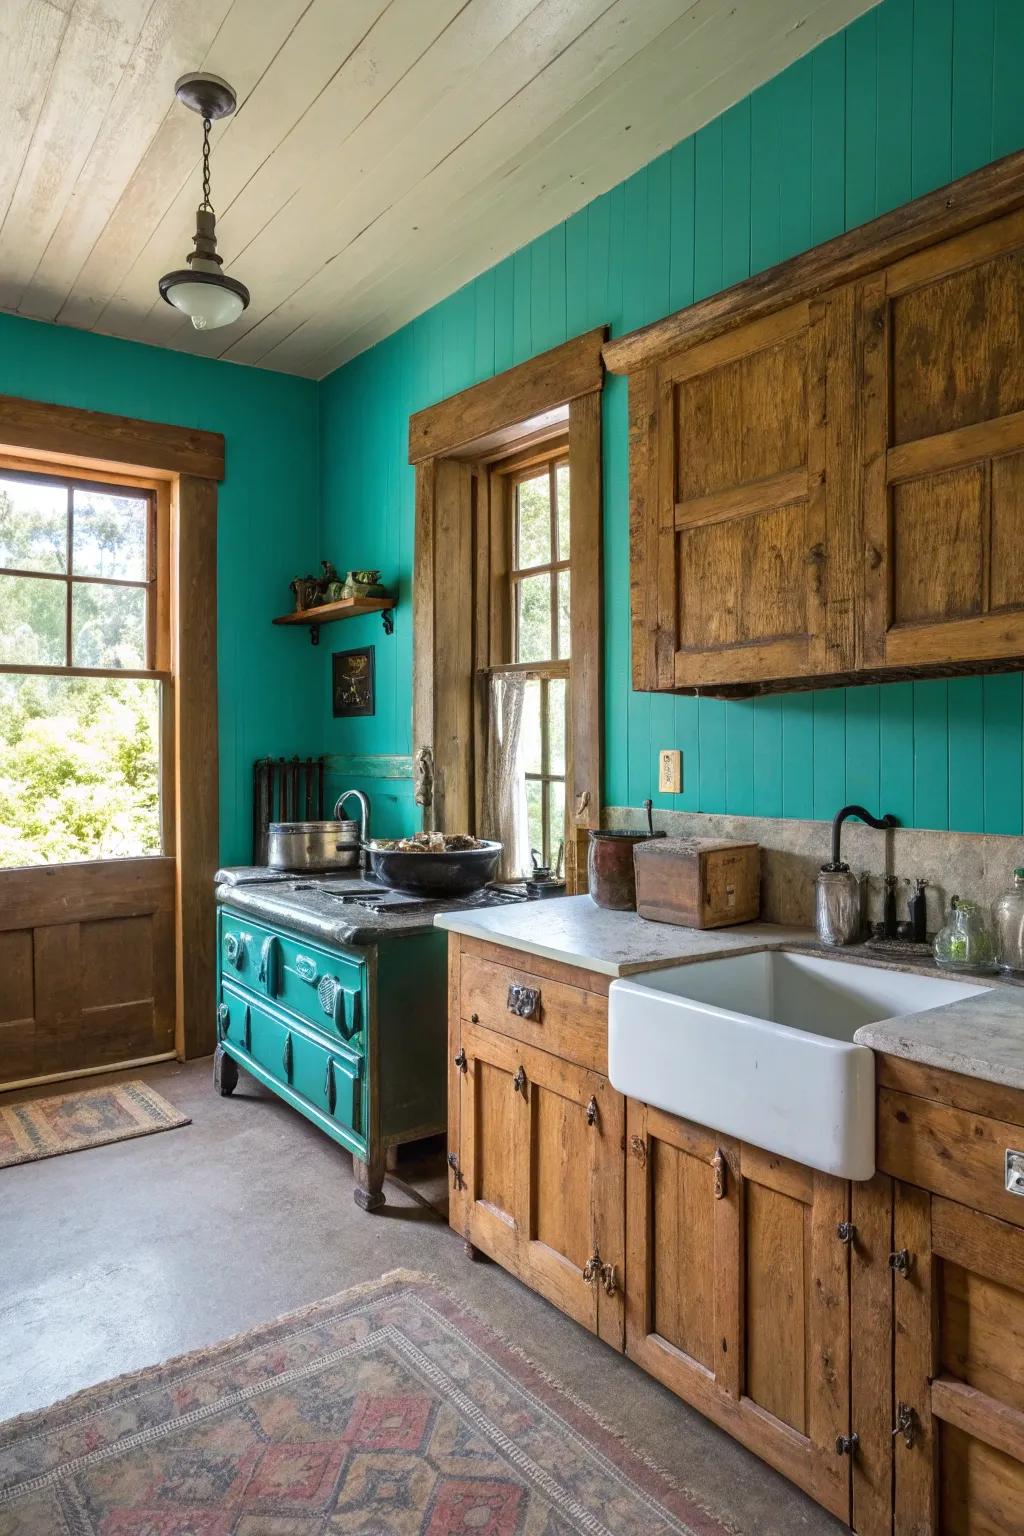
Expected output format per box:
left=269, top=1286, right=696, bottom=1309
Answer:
left=332, top=646, right=375, bottom=717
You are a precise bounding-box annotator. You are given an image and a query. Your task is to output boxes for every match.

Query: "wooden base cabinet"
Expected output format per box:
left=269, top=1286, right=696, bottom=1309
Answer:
left=625, top=1101, right=854, bottom=1523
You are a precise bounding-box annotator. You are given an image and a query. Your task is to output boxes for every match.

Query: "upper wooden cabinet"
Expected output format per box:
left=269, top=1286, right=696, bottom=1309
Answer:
left=611, top=153, right=1024, bottom=696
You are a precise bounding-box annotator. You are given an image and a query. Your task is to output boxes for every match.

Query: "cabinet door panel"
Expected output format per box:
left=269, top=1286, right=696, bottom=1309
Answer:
left=863, top=213, right=1024, bottom=670
left=459, top=1021, right=523, bottom=1272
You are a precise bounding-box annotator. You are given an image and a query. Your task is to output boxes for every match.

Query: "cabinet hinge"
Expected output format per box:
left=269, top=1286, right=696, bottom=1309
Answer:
left=712, top=1148, right=727, bottom=1199
left=446, top=1152, right=464, bottom=1190
left=585, top=1096, right=598, bottom=1127
left=889, top=1248, right=912, bottom=1276
left=630, top=1135, right=647, bottom=1169
left=454, top=1048, right=467, bottom=1073
left=600, top=1261, right=618, bottom=1297
left=893, top=1402, right=917, bottom=1449
left=512, top=1064, right=527, bottom=1096
left=835, top=1432, right=859, bottom=1457
left=583, top=1250, right=602, bottom=1283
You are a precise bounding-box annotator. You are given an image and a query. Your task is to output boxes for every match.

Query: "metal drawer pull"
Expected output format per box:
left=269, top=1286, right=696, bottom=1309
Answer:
left=1006, top=1148, right=1024, bottom=1196
left=324, top=1059, right=336, bottom=1115
left=318, top=974, right=342, bottom=1022
left=507, top=983, right=540, bottom=1020
left=257, top=936, right=279, bottom=990
left=282, top=1033, right=293, bottom=1080
left=216, top=1002, right=229, bottom=1037
left=585, top=1096, right=598, bottom=1127
left=512, top=1065, right=526, bottom=1096
left=295, top=954, right=318, bottom=983
left=454, top=1048, right=467, bottom=1072
left=223, top=933, right=246, bottom=968
left=242, top=1005, right=251, bottom=1053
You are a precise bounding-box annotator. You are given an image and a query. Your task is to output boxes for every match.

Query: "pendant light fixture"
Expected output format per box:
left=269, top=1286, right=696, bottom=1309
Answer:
left=158, top=73, right=249, bottom=331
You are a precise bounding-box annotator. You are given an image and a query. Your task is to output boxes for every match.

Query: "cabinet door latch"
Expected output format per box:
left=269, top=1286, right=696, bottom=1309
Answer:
left=585, top=1096, right=598, bottom=1127
left=446, top=1152, right=464, bottom=1190
left=512, top=1064, right=527, bottom=1096
left=630, top=1135, right=647, bottom=1169
left=583, top=1251, right=602, bottom=1283
left=454, top=1048, right=467, bottom=1073
left=893, top=1402, right=917, bottom=1448
left=889, top=1248, right=912, bottom=1276
left=836, top=1221, right=857, bottom=1244
left=835, top=1433, right=859, bottom=1458
left=712, top=1148, right=727, bottom=1199
left=601, top=1262, right=618, bottom=1296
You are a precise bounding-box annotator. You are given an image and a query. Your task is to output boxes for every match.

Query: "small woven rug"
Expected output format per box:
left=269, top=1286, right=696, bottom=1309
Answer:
left=0, top=1080, right=190, bottom=1169
left=0, top=1271, right=735, bottom=1535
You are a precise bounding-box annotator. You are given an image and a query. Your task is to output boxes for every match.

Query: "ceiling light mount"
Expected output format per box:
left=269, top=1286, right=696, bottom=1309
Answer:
left=157, top=72, right=250, bottom=332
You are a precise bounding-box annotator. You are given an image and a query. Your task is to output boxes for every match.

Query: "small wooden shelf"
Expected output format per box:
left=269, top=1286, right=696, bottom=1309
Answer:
left=273, top=595, right=396, bottom=645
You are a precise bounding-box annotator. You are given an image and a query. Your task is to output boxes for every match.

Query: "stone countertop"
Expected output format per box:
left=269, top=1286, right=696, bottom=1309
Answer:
left=434, top=895, right=1024, bottom=1092
left=216, top=874, right=461, bottom=948
left=433, top=895, right=812, bottom=976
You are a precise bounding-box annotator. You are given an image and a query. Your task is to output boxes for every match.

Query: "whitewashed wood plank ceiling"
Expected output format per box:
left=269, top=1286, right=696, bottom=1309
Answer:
left=0, top=0, right=877, bottom=378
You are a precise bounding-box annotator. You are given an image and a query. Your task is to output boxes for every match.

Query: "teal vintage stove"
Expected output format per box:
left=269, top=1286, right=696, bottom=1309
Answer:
left=213, top=869, right=523, bottom=1210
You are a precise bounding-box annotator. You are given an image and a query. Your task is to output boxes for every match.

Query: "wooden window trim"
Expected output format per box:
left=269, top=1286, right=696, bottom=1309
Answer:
left=412, top=331, right=605, bottom=892
left=0, top=396, right=222, bottom=1061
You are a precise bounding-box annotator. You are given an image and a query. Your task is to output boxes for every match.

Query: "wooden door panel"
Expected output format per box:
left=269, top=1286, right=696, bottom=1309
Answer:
left=939, top=1423, right=1024, bottom=1536
left=459, top=1021, right=523, bottom=1273
left=863, top=222, right=1024, bottom=671
left=0, top=859, right=174, bottom=1085
left=648, top=1133, right=717, bottom=1370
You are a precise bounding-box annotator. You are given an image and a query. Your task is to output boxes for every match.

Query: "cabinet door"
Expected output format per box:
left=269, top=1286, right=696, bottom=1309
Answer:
left=517, top=1038, right=624, bottom=1346
left=862, top=211, right=1024, bottom=672
left=457, top=1021, right=623, bottom=1340
left=632, top=294, right=858, bottom=693
left=894, top=1184, right=1024, bottom=1535
left=626, top=1105, right=852, bottom=1522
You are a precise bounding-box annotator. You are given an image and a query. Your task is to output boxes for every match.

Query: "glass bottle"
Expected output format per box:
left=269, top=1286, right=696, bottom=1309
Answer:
left=994, top=868, right=1024, bottom=976
left=933, top=897, right=998, bottom=974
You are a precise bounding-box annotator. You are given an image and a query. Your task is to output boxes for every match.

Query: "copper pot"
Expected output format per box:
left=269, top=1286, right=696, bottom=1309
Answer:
left=588, top=801, right=665, bottom=910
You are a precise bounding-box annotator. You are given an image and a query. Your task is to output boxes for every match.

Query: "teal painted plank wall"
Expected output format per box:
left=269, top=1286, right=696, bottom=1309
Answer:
left=318, top=0, right=1024, bottom=838
left=0, top=312, right=320, bottom=863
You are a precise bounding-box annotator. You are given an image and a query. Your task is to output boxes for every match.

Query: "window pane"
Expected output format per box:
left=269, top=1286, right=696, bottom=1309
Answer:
left=547, top=779, right=566, bottom=871
left=556, top=461, right=570, bottom=561
left=516, top=573, right=553, bottom=663
left=549, top=676, right=566, bottom=775
left=557, top=568, right=571, bottom=659
left=73, top=489, right=148, bottom=579
left=0, top=476, right=67, bottom=573
left=515, top=474, right=551, bottom=569
left=0, top=673, right=160, bottom=867
left=72, top=582, right=146, bottom=668
left=520, top=678, right=542, bottom=775
left=525, top=779, right=543, bottom=865
left=0, top=574, right=66, bottom=664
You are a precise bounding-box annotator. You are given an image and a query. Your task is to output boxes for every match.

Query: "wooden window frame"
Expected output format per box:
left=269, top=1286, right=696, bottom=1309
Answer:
left=410, top=329, right=605, bottom=893
left=0, top=395, right=223, bottom=1061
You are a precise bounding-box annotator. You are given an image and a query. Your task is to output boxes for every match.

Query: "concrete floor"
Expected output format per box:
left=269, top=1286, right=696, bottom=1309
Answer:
left=0, top=1058, right=845, bottom=1535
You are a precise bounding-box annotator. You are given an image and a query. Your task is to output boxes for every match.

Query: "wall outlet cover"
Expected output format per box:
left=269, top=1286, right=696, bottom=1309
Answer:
left=659, top=749, right=682, bottom=794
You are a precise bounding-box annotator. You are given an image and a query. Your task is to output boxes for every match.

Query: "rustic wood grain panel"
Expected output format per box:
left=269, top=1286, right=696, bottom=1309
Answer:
left=0, top=395, right=223, bottom=480
left=743, top=1179, right=808, bottom=1433
left=533, top=1078, right=592, bottom=1270
left=939, top=1422, right=1024, bottom=1534
left=890, top=252, right=1024, bottom=445
left=567, top=391, right=603, bottom=893
left=650, top=1137, right=716, bottom=1369
left=989, top=451, right=1024, bottom=612
left=893, top=1181, right=938, bottom=1536
left=879, top=1089, right=1024, bottom=1231
left=891, top=467, right=985, bottom=624
left=851, top=1174, right=895, bottom=1536
left=0, top=931, right=33, bottom=1024
left=458, top=949, right=607, bottom=1072
left=676, top=333, right=806, bottom=500
left=940, top=1262, right=1024, bottom=1414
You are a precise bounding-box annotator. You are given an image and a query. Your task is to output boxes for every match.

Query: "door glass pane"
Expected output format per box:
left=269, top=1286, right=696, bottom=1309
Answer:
left=557, top=568, right=571, bottom=659
left=515, top=474, right=551, bottom=568
left=73, top=489, right=148, bottom=579
left=556, top=462, right=570, bottom=560
left=0, top=476, right=67, bottom=573
left=516, top=573, right=553, bottom=663
left=72, top=582, right=147, bottom=668
left=0, top=674, right=160, bottom=867
left=0, top=574, right=66, bottom=664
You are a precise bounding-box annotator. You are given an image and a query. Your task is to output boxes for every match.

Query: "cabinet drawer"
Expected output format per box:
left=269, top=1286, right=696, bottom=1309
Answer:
left=219, top=907, right=364, bottom=1051
left=459, top=950, right=607, bottom=1072
left=878, top=1088, right=1024, bottom=1229
left=218, top=984, right=361, bottom=1138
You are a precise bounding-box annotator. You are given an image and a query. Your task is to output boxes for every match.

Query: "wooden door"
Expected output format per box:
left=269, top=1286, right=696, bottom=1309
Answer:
left=517, top=1037, right=624, bottom=1346
left=633, top=294, right=858, bottom=693
left=1, top=859, right=175, bottom=1084
left=457, top=1020, right=623, bottom=1341
left=626, top=1103, right=853, bottom=1521
left=894, top=1184, right=1024, bottom=1535
left=862, top=209, right=1024, bottom=673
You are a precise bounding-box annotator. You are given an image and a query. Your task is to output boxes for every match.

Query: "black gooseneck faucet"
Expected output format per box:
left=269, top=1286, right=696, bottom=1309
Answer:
left=825, top=804, right=899, bottom=871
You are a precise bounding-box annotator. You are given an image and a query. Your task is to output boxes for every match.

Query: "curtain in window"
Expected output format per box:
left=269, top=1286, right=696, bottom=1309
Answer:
left=483, top=672, right=529, bottom=880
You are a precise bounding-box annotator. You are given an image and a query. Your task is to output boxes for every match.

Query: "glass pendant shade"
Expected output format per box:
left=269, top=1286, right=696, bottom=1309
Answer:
left=162, top=271, right=247, bottom=330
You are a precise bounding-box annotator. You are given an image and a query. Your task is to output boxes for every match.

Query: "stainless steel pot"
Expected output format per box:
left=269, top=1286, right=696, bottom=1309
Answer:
left=266, top=818, right=361, bottom=872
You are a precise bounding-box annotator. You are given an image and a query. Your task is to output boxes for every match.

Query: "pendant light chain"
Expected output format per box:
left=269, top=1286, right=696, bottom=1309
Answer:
left=201, top=115, right=213, bottom=212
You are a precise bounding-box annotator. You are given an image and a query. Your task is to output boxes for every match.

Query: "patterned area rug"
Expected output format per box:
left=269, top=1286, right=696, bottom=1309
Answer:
left=0, top=1272, right=734, bottom=1535
left=0, top=1080, right=190, bottom=1169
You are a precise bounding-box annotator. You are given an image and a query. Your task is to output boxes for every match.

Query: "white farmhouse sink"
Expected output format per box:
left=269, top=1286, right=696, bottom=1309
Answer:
left=609, top=950, right=989, bottom=1180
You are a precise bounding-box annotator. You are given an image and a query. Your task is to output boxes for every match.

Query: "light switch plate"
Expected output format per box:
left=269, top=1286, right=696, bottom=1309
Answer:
left=659, top=749, right=682, bottom=795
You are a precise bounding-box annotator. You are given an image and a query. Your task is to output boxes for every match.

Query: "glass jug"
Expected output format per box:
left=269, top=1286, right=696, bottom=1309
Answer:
left=933, top=898, right=997, bottom=974
left=994, top=868, right=1024, bottom=976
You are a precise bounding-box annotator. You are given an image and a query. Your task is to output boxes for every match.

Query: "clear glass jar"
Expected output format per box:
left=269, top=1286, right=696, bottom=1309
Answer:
left=933, top=898, right=998, bottom=974
left=994, top=868, right=1024, bottom=976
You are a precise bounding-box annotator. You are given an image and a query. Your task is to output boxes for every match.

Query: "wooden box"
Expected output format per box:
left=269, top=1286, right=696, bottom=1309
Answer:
left=633, top=837, right=760, bottom=929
